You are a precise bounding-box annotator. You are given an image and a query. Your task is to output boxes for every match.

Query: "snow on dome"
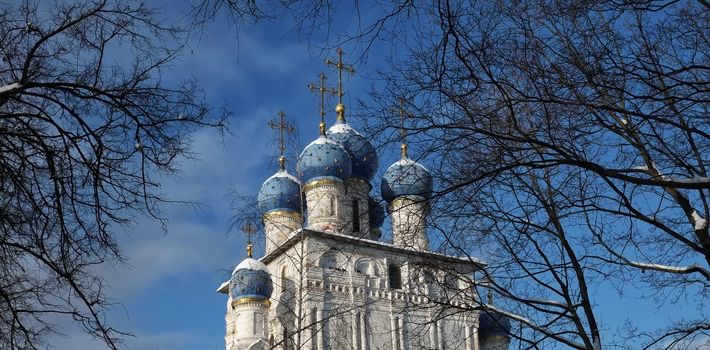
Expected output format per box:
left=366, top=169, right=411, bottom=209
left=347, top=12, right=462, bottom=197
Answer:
left=387, top=157, right=430, bottom=173
left=265, top=169, right=301, bottom=184
left=233, top=257, right=269, bottom=274
left=297, top=135, right=352, bottom=183
left=328, top=122, right=360, bottom=135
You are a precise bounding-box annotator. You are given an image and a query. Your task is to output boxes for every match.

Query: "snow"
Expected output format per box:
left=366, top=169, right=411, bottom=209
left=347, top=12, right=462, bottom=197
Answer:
left=328, top=122, right=364, bottom=136
left=630, top=261, right=707, bottom=274
left=386, top=157, right=431, bottom=173
left=265, top=169, right=300, bottom=184
left=620, top=118, right=628, bottom=126
left=666, top=176, right=710, bottom=185
left=216, top=280, right=230, bottom=293
left=691, top=210, right=707, bottom=230
left=632, top=165, right=648, bottom=171
left=310, top=135, right=343, bottom=146
left=233, top=257, right=269, bottom=274
left=0, top=82, right=20, bottom=94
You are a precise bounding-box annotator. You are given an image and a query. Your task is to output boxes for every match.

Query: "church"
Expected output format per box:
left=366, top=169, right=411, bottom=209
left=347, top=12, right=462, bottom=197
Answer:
left=217, top=50, right=512, bottom=350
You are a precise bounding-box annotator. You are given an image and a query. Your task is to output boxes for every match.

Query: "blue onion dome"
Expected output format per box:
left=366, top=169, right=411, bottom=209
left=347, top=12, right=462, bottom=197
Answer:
left=229, top=258, right=273, bottom=302
left=479, top=311, right=512, bottom=339
left=381, top=157, right=434, bottom=203
left=327, top=122, right=378, bottom=181
left=368, top=196, right=385, bottom=229
left=297, top=135, right=352, bottom=183
left=257, top=168, right=302, bottom=214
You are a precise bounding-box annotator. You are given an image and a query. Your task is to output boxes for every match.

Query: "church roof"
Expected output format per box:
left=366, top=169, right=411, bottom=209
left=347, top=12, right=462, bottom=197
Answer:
left=262, top=228, right=487, bottom=269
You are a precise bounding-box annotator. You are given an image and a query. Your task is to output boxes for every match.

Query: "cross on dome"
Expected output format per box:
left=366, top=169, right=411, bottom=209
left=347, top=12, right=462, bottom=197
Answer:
left=268, top=110, right=295, bottom=169
left=307, top=73, right=336, bottom=135
left=325, top=47, right=355, bottom=122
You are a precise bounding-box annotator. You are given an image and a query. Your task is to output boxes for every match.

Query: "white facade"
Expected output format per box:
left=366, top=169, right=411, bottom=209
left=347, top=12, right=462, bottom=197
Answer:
left=219, top=104, right=505, bottom=349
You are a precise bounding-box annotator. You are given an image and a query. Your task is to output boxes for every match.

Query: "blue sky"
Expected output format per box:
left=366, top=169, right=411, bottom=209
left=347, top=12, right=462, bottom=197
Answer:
left=44, top=2, right=708, bottom=350
left=47, top=3, right=397, bottom=350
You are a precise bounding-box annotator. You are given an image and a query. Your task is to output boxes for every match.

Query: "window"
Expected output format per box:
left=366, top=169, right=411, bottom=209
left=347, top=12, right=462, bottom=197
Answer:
left=329, top=195, right=335, bottom=216
left=254, top=312, right=264, bottom=335
left=352, top=200, right=360, bottom=232
left=389, top=264, right=402, bottom=289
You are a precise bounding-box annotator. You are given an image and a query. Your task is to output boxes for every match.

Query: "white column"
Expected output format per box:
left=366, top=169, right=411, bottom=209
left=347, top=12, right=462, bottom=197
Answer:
left=399, top=317, right=406, bottom=350
left=360, top=312, right=368, bottom=350
left=465, top=324, right=472, bottom=350
left=317, top=309, right=325, bottom=349
left=352, top=311, right=359, bottom=350
left=391, top=317, right=398, bottom=350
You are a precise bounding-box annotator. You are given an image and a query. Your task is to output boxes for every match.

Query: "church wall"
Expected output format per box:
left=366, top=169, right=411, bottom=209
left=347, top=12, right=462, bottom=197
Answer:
left=260, top=234, right=481, bottom=349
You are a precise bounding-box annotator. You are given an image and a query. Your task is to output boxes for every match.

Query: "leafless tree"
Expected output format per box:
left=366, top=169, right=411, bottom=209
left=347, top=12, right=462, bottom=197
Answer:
left=0, top=1, right=225, bottom=349
left=211, top=0, right=710, bottom=348
left=363, top=0, right=710, bottom=348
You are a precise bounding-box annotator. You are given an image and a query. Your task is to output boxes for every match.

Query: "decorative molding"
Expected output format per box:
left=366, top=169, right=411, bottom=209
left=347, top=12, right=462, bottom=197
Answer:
left=303, top=178, right=343, bottom=192
left=231, top=297, right=271, bottom=308
left=263, top=209, right=303, bottom=222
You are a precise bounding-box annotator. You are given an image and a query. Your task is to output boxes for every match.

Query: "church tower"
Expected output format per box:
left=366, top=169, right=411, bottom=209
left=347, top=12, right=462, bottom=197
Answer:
left=219, top=48, right=512, bottom=350
left=381, top=102, right=433, bottom=251
left=257, top=112, right=302, bottom=254
left=224, top=236, right=273, bottom=350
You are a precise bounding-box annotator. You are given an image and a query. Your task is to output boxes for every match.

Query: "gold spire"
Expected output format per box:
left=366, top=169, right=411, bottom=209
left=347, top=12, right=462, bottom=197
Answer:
left=242, top=221, right=257, bottom=258
left=325, top=47, right=355, bottom=122
left=268, top=111, right=294, bottom=169
left=307, top=73, right=336, bottom=135
left=399, top=98, right=408, bottom=159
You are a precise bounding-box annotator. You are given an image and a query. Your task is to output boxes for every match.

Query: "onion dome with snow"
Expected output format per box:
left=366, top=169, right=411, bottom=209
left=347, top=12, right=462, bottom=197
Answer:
left=257, top=167, right=302, bottom=214
left=479, top=310, right=512, bottom=350
left=229, top=257, right=273, bottom=302
left=297, top=135, right=352, bottom=183
left=326, top=105, right=378, bottom=180
left=381, top=154, right=433, bottom=203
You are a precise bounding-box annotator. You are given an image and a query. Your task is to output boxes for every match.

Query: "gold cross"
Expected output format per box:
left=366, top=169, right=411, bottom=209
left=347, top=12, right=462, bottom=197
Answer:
left=268, top=111, right=295, bottom=169
left=242, top=221, right=257, bottom=258
left=325, top=47, right=355, bottom=106
left=307, top=73, right=336, bottom=134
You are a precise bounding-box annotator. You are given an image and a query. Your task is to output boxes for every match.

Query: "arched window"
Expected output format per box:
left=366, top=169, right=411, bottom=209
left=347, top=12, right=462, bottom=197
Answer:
left=329, top=195, right=336, bottom=216
left=352, top=199, right=360, bottom=232
left=388, top=264, right=402, bottom=289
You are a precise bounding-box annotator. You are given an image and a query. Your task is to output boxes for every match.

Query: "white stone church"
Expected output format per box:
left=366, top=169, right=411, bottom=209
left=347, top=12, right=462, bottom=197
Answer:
left=217, top=59, right=512, bottom=349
